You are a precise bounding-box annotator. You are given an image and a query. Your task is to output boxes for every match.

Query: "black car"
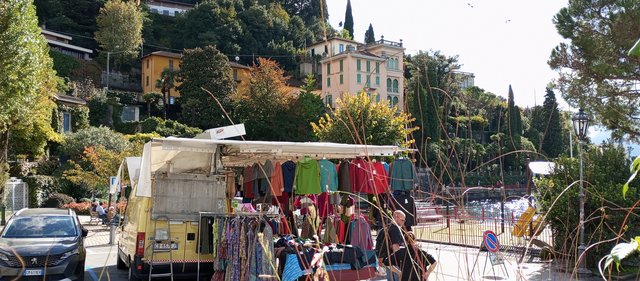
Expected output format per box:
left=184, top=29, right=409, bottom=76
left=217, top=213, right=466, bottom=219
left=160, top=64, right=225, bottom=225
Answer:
left=0, top=208, right=88, bottom=281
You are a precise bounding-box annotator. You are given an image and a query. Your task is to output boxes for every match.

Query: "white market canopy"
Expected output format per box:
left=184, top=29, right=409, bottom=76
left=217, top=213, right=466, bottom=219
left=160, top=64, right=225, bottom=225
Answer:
left=135, top=137, right=407, bottom=197
left=528, top=161, right=556, bottom=175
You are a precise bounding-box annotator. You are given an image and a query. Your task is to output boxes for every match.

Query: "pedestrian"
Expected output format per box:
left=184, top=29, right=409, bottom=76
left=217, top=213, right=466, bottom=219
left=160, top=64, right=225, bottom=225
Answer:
left=382, top=231, right=437, bottom=281
left=95, top=201, right=107, bottom=224
left=376, top=210, right=405, bottom=281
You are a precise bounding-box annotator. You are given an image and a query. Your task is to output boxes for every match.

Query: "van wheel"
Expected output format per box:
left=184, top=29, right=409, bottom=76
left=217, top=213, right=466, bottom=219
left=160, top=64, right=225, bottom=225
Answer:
left=116, top=252, right=126, bottom=270
left=128, top=259, right=141, bottom=281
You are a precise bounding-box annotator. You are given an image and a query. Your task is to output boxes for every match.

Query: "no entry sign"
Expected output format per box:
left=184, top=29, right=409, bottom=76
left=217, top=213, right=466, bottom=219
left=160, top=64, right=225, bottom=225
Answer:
left=483, top=230, right=500, bottom=253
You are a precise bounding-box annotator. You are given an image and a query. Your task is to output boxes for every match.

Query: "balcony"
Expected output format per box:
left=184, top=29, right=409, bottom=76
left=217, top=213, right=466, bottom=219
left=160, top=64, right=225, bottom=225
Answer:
left=366, top=36, right=403, bottom=48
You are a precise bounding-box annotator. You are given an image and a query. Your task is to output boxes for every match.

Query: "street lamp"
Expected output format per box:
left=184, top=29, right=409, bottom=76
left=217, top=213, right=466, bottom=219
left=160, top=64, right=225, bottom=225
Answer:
left=572, top=108, right=590, bottom=275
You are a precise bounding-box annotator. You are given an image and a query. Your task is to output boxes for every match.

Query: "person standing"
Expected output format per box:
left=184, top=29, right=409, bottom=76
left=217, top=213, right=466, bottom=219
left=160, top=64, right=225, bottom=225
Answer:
left=376, top=210, right=405, bottom=281
left=383, top=232, right=437, bottom=281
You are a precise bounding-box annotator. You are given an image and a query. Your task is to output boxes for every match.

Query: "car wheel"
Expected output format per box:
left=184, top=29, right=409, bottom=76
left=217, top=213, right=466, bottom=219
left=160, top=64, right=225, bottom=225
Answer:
left=116, top=251, right=127, bottom=270
left=128, top=259, right=141, bottom=281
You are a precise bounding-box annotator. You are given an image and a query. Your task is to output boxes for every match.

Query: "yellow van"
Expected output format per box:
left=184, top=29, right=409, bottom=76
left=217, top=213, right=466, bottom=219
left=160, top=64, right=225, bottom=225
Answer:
left=117, top=139, right=230, bottom=280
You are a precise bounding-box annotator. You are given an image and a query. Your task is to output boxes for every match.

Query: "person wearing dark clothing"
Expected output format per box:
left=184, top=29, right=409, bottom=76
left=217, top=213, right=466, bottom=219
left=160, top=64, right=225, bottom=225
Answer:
left=383, top=232, right=437, bottom=281
left=390, top=191, right=417, bottom=231
left=376, top=210, right=406, bottom=281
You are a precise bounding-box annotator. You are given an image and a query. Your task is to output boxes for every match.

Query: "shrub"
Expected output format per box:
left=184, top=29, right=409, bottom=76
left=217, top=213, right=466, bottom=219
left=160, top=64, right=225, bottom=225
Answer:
left=61, top=126, right=130, bottom=159
left=79, top=198, right=92, bottom=203
left=140, top=117, right=202, bottom=138
left=43, top=193, right=75, bottom=208
left=63, top=201, right=92, bottom=215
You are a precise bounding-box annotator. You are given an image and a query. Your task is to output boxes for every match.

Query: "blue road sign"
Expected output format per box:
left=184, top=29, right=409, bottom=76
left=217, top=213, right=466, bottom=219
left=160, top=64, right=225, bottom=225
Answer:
left=483, top=230, right=500, bottom=253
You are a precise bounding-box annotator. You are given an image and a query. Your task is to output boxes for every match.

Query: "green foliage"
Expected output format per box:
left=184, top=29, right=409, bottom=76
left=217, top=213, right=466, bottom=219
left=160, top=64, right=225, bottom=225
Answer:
left=541, top=88, right=563, bottom=157
left=343, top=0, right=354, bottom=39
left=43, top=192, right=75, bottom=208
left=63, top=145, right=129, bottom=197
left=48, top=50, right=81, bottom=78
left=126, top=132, right=160, bottom=144
left=0, top=0, right=59, bottom=165
left=23, top=175, right=59, bottom=207
left=232, top=58, right=296, bottom=140
left=177, top=45, right=235, bottom=129
left=549, top=1, right=640, bottom=140
left=535, top=144, right=640, bottom=267
left=51, top=104, right=90, bottom=134
left=34, top=0, right=103, bottom=50
left=312, top=92, right=417, bottom=147
left=95, top=0, right=144, bottom=58
left=139, top=117, right=201, bottom=138
left=364, top=23, right=375, bottom=44
left=61, top=126, right=130, bottom=159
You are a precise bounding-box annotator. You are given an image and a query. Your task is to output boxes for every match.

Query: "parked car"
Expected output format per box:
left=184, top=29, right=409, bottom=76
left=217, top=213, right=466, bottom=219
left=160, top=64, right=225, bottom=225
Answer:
left=0, top=208, right=88, bottom=280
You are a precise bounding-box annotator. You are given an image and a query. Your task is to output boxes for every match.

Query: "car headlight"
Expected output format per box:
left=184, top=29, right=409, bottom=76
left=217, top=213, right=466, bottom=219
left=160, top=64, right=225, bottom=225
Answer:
left=59, top=248, right=79, bottom=261
left=0, top=252, right=9, bottom=261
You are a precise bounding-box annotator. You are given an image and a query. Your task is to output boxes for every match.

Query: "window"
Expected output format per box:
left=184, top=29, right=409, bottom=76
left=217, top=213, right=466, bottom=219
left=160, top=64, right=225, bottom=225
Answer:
left=387, top=96, right=392, bottom=106
left=121, top=106, right=140, bottom=122
left=339, top=44, right=344, bottom=53
left=169, top=60, right=174, bottom=70
left=339, top=60, right=343, bottom=72
left=146, top=76, right=149, bottom=87
left=376, top=75, right=380, bottom=86
left=62, top=112, right=71, bottom=133
left=326, top=95, right=333, bottom=107
left=393, top=96, right=399, bottom=106
left=163, top=10, right=169, bottom=15
left=169, top=96, right=175, bottom=105
left=357, top=60, right=361, bottom=71
left=386, top=78, right=392, bottom=92
left=327, top=77, right=331, bottom=87
left=233, top=69, right=238, bottom=81
left=375, top=93, right=380, bottom=102
left=366, top=76, right=371, bottom=87
left=357, top=73, right=361, bottom=84
left=393, top=79, right=399, bottom=93
left=327, top=63, right=331, bottom=74
left=151, top=8, right=158, bottom=13
left=340, top=74, right=343, bottom=84
left=366, top=61, right=370, bottom=72
left=376, top=62, right=380, bottom=73
left=146, top=59, right=149, bottom=69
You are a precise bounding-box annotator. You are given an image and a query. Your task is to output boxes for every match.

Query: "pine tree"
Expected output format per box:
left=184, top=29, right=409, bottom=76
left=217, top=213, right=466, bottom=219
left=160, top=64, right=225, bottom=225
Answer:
left=364, top=23, right=375, bottom=44
left=541, top=88, right=563, bottom=157
left=343, top=0, right=354, bottom=39
left=507, top=85, right=522, bottom=137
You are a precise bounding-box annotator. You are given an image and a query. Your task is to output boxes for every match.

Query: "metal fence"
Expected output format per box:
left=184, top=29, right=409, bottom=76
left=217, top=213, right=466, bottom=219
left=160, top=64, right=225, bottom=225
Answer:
left=4, top=178, right=28, bottom=213
left=413, top=205, right=553, bottom=256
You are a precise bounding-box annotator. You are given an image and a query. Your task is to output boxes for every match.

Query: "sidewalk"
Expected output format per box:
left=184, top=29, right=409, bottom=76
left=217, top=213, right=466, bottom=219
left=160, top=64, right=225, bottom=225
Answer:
left=79, top=215, right=117, bottom=247
left=78, top=216, right=606, bottom=280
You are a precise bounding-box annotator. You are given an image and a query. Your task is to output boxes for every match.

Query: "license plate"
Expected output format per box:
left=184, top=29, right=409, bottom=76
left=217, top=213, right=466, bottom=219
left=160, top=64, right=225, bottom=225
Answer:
left=23, top=269, right=43, bottom=276
left=152, top=243, right=178, bottom=250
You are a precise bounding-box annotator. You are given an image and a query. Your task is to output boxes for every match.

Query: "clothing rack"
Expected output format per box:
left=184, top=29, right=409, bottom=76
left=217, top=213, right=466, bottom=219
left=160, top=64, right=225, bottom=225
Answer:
left=196, top=211, right=281, bottom=278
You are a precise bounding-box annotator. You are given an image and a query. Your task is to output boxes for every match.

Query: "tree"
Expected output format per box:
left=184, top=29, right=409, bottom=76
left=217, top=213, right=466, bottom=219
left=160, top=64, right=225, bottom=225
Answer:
left=0, top=0, right=58, bottom=183
left=232, top=58, right=295, bottom=140
left=177, top=45, right=235, bottom=129
left=364, top=23, right=375, bottom=44
left=549, top=1, right=640, bottom=140
left=343, top=0, right=354, bottom=39
left=35, top=0, right=104, bottom=50
left=288, top=74, right=325, bottom=141
left=311, top=92, right=416, bottom=147
left=175, top=1, right=242, bottom=54
left=540, top=88, right=563, bottom=157
left=63, top=145, right=132, bottom=198
left=155, top=68, right=177, bottom=120
left=94, top=0, right=144, bottom=58
left=61, top=126, right=130, bottom=159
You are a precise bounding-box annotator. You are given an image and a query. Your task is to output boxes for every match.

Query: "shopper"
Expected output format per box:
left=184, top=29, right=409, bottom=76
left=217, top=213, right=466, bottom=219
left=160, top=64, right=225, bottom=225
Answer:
left=376, top=210, right=405, bottom=281
left=383, top=232, right=437, bottom=281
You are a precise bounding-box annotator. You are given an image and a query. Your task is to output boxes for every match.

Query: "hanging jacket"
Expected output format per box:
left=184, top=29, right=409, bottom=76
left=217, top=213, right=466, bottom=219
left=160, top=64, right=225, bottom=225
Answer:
left=389, top=158, right=417, bottom=191
left=294, top=156, right=321, bottom=195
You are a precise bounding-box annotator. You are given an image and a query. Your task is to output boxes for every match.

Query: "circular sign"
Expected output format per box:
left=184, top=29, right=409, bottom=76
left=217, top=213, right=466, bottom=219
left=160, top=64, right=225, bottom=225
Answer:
left=483, top=230, right=500, bottom=253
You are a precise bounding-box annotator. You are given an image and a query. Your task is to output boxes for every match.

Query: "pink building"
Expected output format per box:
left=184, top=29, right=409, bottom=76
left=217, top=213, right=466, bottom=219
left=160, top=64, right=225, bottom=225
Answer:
left=304, top=36, right=405, bottom=111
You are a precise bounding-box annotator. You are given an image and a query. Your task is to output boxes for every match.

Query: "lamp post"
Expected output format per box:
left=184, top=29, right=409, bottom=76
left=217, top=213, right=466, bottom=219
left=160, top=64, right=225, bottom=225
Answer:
left=572, top=108, right=590, bottom=275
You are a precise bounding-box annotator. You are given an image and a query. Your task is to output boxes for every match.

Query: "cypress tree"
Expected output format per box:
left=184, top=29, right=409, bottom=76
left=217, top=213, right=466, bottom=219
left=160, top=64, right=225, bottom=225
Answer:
left=541, top=88, right=563, bottom=157
left=364, top=23, right=375, bottom=44
left=344, top=0, right=354, bottom=39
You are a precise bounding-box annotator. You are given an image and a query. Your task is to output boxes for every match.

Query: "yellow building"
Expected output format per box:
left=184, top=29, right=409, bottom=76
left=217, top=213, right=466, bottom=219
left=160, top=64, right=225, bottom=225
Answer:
left=141, top=51, right=251, bottom=104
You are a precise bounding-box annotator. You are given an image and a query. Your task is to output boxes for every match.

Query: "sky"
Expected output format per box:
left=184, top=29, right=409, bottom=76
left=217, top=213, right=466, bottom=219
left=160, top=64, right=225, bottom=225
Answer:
left=325, top=0, right=569, bottom=109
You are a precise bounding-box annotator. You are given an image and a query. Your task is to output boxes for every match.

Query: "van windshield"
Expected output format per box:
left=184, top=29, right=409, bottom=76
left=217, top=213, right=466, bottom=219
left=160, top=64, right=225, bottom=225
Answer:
left=2, top=216, right=77, bottom=238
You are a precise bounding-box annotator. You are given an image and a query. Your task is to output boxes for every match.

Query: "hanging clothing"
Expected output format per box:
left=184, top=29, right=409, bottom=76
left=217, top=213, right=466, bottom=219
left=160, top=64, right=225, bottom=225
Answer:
left=350, top=216, right=374, bottom=250
left=391, top=191, right=417, bottom=231
left=389, top=158, right=418, bottom=191
left=350, top=158, right=375, bottom=194
left=372, top=161, right=390, bottom=194
left=251, top=163, right=262, bottom=199
left=243, top=165, right=255, bottom=200
left=259, top=160, right=274, bottom=201
left=281, top=161, right=297, bottom=193
left=316, top=192, right=334, bottom=220
left=319, top=159, right=338, bottom=192
left=270, top=161, right=284, bottom=197
left=294, top=156, right=321, bottom=195
left=337, top=160, right=352, bottom=193
left=323, top=216, right=339, bottom=243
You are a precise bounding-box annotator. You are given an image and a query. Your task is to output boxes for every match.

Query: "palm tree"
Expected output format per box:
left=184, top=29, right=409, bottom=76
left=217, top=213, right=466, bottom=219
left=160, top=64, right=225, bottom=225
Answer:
left=155, top=68, right=177, bottom=119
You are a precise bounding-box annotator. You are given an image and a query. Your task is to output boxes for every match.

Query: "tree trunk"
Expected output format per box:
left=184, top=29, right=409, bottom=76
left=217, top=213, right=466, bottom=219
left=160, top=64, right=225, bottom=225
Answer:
left=0, top=129, right=9, bottom=164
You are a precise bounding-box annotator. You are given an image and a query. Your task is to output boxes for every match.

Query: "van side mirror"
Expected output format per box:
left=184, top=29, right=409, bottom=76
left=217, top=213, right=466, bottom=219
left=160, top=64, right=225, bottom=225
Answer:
left=81, top=228, right=89, bottom=237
